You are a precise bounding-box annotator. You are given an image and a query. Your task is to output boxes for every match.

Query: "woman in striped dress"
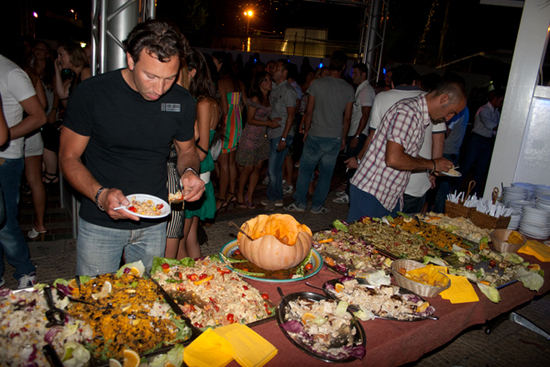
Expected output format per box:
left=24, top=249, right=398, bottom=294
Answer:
left=212, top=52, right=247, bottom=211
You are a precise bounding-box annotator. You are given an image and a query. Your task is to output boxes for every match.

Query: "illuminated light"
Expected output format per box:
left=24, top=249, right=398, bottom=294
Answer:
left=247, top=37, right=251, bottom=52
left=80, top=42, right=87, bottom=48
left=33, top=12, right=38, bottom=18
left=319, top=63, right=324, bottom=68
left=70, top=9, right=74, bottom=13
left=383, top=68, right=386, bottom=74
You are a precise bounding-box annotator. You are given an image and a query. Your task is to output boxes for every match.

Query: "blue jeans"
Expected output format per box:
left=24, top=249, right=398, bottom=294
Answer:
left=347, top=185, right=399, bottom=222
left=294, top=135, right=341, bottom=211
left=402, top=193, right=427, bottom=214
left=267, top=135, right=294, bottom=201
left=0, top=158, right=36, bottom=280
left=76, top=218, right=167, bottom=276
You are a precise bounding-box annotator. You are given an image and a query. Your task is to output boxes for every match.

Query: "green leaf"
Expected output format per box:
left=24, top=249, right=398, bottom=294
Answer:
left=332, top=219, right=349, bottom=232
left=477, top=282, right=500, bottom=303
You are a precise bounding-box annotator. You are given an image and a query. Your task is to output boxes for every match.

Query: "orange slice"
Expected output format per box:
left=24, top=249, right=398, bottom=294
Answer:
left=301, top=312, right=316, bottom=324
left=129, top=267, right=141, bottom=276
left=335, top=283, right=345, bottom=293
left=123, top=349, right=140, bottom=367
left=164, top=362, right=176, bottom=367
left=68, top=279, right=78, bottom=289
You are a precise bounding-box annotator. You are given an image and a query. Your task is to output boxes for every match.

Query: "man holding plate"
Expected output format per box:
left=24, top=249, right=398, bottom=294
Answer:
left=59, top=21, right=205, bottom=276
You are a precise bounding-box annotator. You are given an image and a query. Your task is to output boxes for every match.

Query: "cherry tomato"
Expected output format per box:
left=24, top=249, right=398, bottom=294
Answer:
left=264, top=303, right=272, bottom=315
left=161, top=263, right=170, bottom=269
left=489, top=259, right=497, bottom=268
left=242, top=285, right=249, bottom=290
left=156, top=203, right=164, bottom=210
left=128, top=206, right=137, bottom=213
left=187, top=274, right=198, bottom=281
left=227, top=314, right=235, bottom=323
left=194, top=322, right=203, bottom=328
left=261, top=293, right=269, bottom=300
left=466, top=265, right=474, bottom=271
left=242, top=293, right=246, bottom=298
left=199, top=273, right=208, bottom=280
left=234, top=249, right=241, bottom=256
left=305, top=263, right=313, bottom=271
left=176, top=272, right=183, bottom=279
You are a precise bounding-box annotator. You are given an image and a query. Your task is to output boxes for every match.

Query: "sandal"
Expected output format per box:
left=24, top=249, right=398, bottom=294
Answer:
left=216, top=199, right=229, bottom=213
left=43, top=171, right=59, bottom=186
left=244, top=194, right=256, bottom=209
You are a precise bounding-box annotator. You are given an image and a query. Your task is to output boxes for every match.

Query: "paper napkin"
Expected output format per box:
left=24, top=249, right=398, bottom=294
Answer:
left=518, top=240, right=550, bottom=262
left=183, top=328, right=233, bottom=367
left=439, top=273, right=479, bottom=303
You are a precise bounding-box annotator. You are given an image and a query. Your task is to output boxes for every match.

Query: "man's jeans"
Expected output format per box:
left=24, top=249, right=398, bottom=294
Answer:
left=294, top=135, right=341, bottom=211
left=0, top=158, right=36, bottom=280
left=347, top=185, right=399, bottom=223
left=76, top=218, right=166, bottom=276
left=267, top=135, right=294, bottom=202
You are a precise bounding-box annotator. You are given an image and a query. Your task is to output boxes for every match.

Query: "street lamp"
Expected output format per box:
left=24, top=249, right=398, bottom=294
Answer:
left=244, top=10, right=253, bottom=34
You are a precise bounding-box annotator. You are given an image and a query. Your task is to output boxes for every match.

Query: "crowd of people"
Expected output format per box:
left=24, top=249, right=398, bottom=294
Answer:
left=0, top=19, right=505, bottom=287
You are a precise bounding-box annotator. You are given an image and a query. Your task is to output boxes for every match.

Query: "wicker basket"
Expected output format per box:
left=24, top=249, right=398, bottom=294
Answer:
left=489, top=229, right=527, bottom=253
left=445, top=200, right=471, bottom=219
left=469, top=209, right=511, bottom=230
left=391, top=259, right=451, bottom=298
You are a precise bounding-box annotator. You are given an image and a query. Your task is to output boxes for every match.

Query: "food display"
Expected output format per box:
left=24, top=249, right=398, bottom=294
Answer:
left=151, top=256, right=274, bottom=329
left=278, top=293, right=366, bottom=362
left=348, top=217, right=442, bottom=260
left=0, top=287, right=93, bottom=367
left=237, top=214, right=313, bottom=270
left=507, top=230, right=525, bottom=244
left=392, top=216, right=473, bottom=251
left=313, top=224, right=392, bottom=278
left=418, top=212, right=490, bottom=245
left=324, top=278, right=436, bottom=321
left=66, top=268, right=192, bottom=361
left=127, top=196, right=164, bottom=216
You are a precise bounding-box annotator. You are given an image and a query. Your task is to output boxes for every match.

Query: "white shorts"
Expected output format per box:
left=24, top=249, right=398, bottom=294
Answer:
left=24, top=131, right=44, bottom=157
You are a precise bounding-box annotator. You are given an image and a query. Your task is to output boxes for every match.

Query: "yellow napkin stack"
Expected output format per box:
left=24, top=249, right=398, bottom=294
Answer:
left=518, top=240, right=550, bottom=262
left=424, top=265, right=479, bottom=304
left=184, top=324, right=278, bottom=367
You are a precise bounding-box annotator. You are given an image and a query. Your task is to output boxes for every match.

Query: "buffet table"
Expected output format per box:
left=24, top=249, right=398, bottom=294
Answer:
left=231, top=253, right=550, bottom=367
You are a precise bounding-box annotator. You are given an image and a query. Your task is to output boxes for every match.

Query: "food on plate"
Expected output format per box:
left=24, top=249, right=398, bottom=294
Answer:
left=325, top=278, right=436, bottom=321
left=418, top=212, right=490, bottom=244
left=0, top=287, right=93, bottom=367
left=280, top=297, right=365, bottom=360
left=151, top=256, right=273, bottom=329
left=238, top=214, right=313, bottom=270
left=168, top=191, right=184, bottom=203
left=403, top=264, right=450, bottom=287
left=313, top=226, right=392, bottom=278
left=66, top=268, right=191, bottom=361
left=127, top=196, right=164, bottom=216
left=446, top=166, right=460, bottom=176
left=348, top=217, right=441, bottom=260
left=393, top=216, right=472, bottom=251
left=507, top=231, right=524, bottom=245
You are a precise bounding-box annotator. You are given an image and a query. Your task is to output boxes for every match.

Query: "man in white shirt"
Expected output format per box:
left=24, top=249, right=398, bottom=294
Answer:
left=334, top=63, right=375, bottom=204
left=0, top=54, right=47, bottom=289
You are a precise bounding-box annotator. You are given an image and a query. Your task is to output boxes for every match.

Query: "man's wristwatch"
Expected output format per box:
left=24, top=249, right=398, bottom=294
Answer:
left=183, top=167, right=199, bottom=177
left=354, top=135, right=360, bottom=139
left=280, top=137, right=286, bottom=142
left=95, top=187, right=108, bottom=211
left=355, top=156, right=362, bottom=165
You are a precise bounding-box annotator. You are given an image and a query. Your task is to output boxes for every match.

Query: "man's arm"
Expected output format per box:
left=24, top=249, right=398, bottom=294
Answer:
left=278, top=105, right=296, bottom=152
left=350, top=105, right=372, bottom=149
left=302, top=95, right=315, bottom=140
left=9, top=95, right=47, bottom=140
left=345, top=128, right=374, bottom=169
left=59, top=127, right=139, bottom=221
left=430, top=132, right=446, bottom=187
left=0, top=97, right=8, bottom=146
left=341, top=102, right=353, bottom=150
left=386, top=140, right=453, bottom=172
left=174, top=139, right=205, bottom=202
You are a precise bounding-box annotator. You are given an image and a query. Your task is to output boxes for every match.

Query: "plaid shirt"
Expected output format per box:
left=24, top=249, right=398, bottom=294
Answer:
left=350, top=94, right=431, bottom=211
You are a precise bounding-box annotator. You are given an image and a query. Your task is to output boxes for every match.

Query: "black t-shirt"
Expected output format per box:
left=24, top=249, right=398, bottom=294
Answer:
left=64, top=69, right=196, bottom=229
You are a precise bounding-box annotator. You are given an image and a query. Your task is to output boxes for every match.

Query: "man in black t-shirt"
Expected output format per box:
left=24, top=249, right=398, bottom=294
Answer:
left=59, top=20, right=204, bottom=276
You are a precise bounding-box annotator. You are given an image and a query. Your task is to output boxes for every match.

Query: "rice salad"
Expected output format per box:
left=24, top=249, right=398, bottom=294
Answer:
left=152, top=256, right=272, bottom=329
left=0, top=287, right=93, bottom=366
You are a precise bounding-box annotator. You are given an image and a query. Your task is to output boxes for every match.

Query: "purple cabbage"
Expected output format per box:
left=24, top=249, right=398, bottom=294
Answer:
left=123, top=267, right=131, bottom=274
left=343, top=344, right=366, bottom=360
left=339, top=276, right=355, bottom=282
left=0, top=288, right=11, bottom=297
left=325, top=283, right=335, bottom=291
left=56, top=283, right=72, bottom=297
left=281, top=320, right=303, bottom=333
left=44, top=326, right=63, bottom=344
left=335, top=264, right=348, bottom=274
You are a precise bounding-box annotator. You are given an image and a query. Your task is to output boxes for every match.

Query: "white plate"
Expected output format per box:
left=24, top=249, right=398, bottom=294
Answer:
left=441, top=170, right=462, bottom=177
left=123, top=194, right=171, bottom=218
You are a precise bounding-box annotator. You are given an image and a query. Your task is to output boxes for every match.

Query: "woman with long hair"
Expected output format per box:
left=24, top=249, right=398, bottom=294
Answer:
left=54, top=40, right=91, bottom=108
left=165, top=50, right=220, bottom=259
left=235, top=71, right=280, bottom=208
left=211, top=51, right=247, bottom=211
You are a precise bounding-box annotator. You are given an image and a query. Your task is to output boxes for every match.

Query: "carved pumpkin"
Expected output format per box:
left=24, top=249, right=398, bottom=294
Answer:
left=237, top=214, right=313, bottom=270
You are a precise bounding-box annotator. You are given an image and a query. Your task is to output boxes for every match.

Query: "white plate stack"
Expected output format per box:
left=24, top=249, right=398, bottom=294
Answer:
left=519, top=206, right=550, bottom=239
left=507, top=200, right=535, bottom=230
left=511, top=182, right=536, bottom=201
left=502, top=186, right=528, bottom=206
left=534, top=184, right=550, bottom=199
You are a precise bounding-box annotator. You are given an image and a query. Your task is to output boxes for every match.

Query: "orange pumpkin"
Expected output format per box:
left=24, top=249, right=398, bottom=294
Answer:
left=237, top=214, right=313, bottom=270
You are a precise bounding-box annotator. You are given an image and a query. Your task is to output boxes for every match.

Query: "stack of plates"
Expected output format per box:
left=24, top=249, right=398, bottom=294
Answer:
left=511, top=182, right=536, bottom=201
left=535, top=185, right=550, bottom=199
left=519, top=206, right=550, bottom=239
left=502, top=186, right=528, bottom=206
left=507, top=200, right=535, bottom=231
left=536, top=194, right=550, bottom=212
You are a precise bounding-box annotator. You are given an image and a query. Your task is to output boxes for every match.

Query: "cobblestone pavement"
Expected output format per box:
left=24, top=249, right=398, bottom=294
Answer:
left=3, top=157, right=550, bottom=366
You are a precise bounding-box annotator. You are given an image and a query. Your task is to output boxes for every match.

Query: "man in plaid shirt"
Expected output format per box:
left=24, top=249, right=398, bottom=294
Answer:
left=347, top=81, right=466, bottom=222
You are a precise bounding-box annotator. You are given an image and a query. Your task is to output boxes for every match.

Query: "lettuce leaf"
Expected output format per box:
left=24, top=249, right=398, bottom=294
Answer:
left=150, top=344, right=185, bottom=367
left=477, top=282, right=500, bottom=303
left=333, top=219, right=349, bottom=232
left=423, top=256, right=449, bottom=267
left=151, top=256, right=195, bottom=275
left=514, top=267, right=544, bottom=291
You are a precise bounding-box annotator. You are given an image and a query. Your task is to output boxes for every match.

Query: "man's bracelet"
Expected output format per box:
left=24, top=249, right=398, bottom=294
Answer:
left=95, top=187, right=108, bottom=211
left=430, top=159, right=436, bottom=174
left=183, top=167, right=199, bottom=177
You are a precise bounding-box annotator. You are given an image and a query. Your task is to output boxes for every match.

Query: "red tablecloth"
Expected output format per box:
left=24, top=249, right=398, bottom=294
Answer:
left=228, top=253, right=550, bottom=367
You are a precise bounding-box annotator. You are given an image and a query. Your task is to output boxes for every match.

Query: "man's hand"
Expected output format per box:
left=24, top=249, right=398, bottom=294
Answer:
left=181, top=170, right=206, bottom=202
left=277, top=139, right=287, bottom=152
left=340, top=138, right=345, bottom=151
left=268, top=117, right=282, bottom=128
left=102, top=188, right=140, bottom=221
left=428, top=174, right=437, bottom=189
left=344, top=156, right=359, bottom=169
left=434, top=157, right=454, bottom=173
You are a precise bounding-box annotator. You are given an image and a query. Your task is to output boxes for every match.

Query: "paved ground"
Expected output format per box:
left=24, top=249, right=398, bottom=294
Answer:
left=4, top=157, right=550, bottom=366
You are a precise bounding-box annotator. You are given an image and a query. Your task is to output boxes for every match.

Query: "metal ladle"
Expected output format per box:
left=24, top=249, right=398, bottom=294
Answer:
left=229, top=221, right=254, bottom=241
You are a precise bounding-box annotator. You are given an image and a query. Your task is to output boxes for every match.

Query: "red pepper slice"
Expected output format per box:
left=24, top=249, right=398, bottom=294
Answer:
left=199, top=273, right=208, bottom=280
left=156, top=203, right=164, bottom=210
left=187, top=274, right=198, bottom=281
left=128, top=206, right=137, bottom=213
left=242, top=285, right=249, bottom=290
left=227, top=314, right=235, bottom=323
